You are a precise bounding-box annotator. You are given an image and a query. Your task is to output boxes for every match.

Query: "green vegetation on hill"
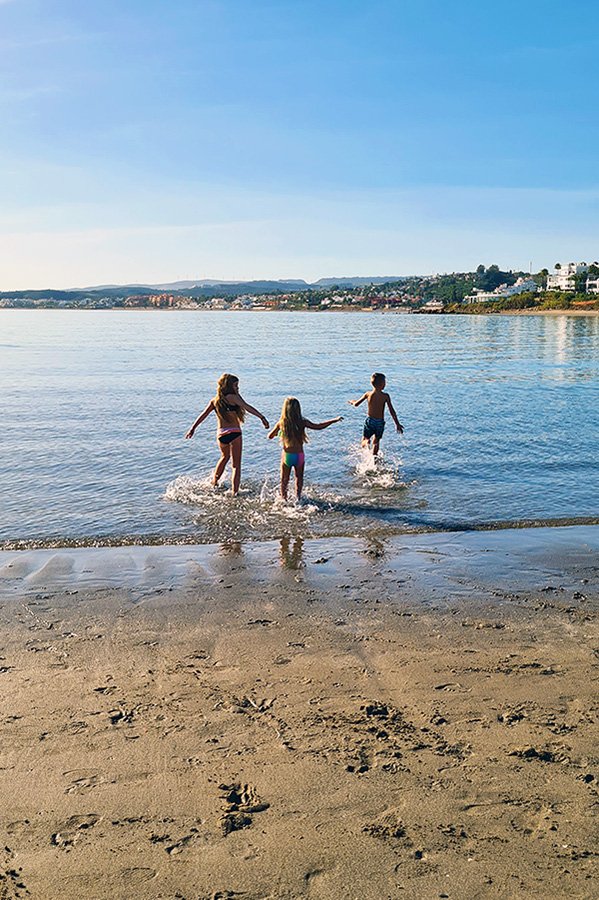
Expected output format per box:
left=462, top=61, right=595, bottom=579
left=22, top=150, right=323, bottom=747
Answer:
left=419, top=265, right=522, bottom=305
left=448, top=291, right=599, bottom=314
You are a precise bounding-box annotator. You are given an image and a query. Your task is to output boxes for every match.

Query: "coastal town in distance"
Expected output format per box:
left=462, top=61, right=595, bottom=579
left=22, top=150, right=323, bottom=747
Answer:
left=3, top=260, right=599, bottom=314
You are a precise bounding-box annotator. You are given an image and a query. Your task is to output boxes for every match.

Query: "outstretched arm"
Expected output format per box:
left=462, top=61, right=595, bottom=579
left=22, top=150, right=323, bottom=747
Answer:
left=304, top=416, right=343, bottom=431
left=348, top=392, right=368, bottom=408
left=268, top=421, right=281, bottom=440
left=229, top=393, right=270, bottom=429
left=385, top=395, right=404, bottom=434
left=185, top=400, right=215, bottom=438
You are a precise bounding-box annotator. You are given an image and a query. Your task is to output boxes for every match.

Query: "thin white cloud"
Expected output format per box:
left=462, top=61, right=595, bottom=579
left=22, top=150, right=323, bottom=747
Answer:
left=0, top=29, right=108, bottom=49
left=0, top=85, right=61, bottom=102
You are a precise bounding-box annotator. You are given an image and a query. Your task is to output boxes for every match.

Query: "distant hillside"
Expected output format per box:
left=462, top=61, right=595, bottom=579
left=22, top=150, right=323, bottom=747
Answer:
left=76, top=279, right=311, bottom=291
left=176, top=280, right=312, bottom=297
left=314, top=276, right=404, bottom=287
left=79, top=277, right=393, bottom=292
left=1, top=276, right=404, bottom=300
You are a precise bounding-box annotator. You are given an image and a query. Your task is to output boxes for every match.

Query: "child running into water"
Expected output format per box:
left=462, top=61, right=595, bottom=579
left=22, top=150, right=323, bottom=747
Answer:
left=348, top=372, right=403, bottom=457
left=268, top=398, right=342, bottom=500
left=185, top=373, right=269, bottom=496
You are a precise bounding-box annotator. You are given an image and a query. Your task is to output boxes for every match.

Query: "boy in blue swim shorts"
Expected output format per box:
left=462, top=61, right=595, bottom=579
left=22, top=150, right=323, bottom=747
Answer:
left=348, top=372, right=403, bottom=457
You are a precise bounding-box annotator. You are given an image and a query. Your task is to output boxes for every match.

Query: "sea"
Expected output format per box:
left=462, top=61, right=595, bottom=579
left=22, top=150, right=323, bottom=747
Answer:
left=1, top=309, right=598, bottom=547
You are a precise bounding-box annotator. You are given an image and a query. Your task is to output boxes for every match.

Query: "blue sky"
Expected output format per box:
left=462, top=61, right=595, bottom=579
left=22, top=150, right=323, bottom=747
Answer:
left=1, top=0, right=599, bottom=287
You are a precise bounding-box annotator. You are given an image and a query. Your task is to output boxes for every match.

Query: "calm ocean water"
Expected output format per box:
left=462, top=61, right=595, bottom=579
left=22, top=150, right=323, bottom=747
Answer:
left=1, top=309, right=598, bottom=546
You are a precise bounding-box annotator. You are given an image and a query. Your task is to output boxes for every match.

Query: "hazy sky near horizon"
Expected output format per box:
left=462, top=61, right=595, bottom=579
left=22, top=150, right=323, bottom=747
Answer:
left=1, top=0, right=599, bottom=288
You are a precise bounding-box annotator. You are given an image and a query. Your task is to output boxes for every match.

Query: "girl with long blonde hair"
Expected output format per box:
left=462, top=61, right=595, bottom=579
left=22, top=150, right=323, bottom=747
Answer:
left=185, top=373, right=269, bottom=495
left=268, top=397, right=342, bottom=500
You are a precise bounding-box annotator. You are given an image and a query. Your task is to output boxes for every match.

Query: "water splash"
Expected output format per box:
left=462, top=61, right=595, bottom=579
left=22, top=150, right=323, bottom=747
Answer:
left=163, top=474, right=219, bottom=504
left=259, top=476, right=270, bottom=505
left=349, top=443, right=408, bottom=490
left=256, top=478, right=321, bottom=521
left=164, top=472, right=327, bottom=535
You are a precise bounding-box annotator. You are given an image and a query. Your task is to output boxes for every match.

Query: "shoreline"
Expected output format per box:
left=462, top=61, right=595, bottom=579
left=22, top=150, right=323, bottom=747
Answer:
left=1, top=526, right=597, bottom=898
left=498, top=308, right=599, bottom=317
left=2, top=306, right=599, bottom=316
left=3, top=516, right=599, bottom=553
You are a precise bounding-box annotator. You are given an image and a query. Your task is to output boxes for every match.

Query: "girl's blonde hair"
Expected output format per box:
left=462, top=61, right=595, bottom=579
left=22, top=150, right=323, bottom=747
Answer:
left=215, top=373, right=245, bottom=422
left=279, top=397, right=307, bottom=445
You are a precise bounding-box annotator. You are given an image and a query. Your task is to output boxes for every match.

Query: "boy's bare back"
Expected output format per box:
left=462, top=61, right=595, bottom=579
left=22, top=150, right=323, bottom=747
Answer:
left=348, top=373, right=404, bottom=437
left=366, top=388, right=389, bottom=419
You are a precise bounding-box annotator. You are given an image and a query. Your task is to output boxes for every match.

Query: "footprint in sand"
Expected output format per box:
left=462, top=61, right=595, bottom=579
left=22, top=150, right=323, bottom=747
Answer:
left=303, top=869, right=327, bottom=891
left=65, top=776, right=102, bottom=795
left=434, top=682, right=471, bottom=693
left=6, top=821, right=31, bottom=837
left=62, top=720, right=88, bottom=735
left=118, top=867, right=157, bottom=884
left=93, top=685, right=117, bottom=696
left=510, top=802, right=559, bottom=836
left=498, top=706, right=529, bottom=726
left=51, top=813, right=101, bottom=849
left=363, top=809, right=408, bottom=842
left=165, top=833, right=199, bottom=856
left=205, top=892, right=248, bottom=899
left=65, top=770, right=152, bottom=794
left=108, top=707, right=137, bottom=725
left=509, top=745, right=571, bottom=764
left=0, top=846, right=28, bottom=898
left=149, top=823, right=203, bottom=855
left=219, top=783, right=269, bottom=835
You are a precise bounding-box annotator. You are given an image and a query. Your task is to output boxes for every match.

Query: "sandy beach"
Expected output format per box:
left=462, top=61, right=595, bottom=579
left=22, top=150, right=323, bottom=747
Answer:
left=499, top=309, right=599, bottom=316
left=0, top=527, right=597, bottom=899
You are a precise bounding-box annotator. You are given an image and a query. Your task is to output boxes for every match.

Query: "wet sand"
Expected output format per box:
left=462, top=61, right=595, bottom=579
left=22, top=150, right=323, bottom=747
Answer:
left=0, top=527, right=597, bottom=899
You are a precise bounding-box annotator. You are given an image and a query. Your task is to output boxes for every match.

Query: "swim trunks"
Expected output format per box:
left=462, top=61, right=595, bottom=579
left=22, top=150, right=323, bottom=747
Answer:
left=363, top=417, right=385, bottom=440
left=282, top=451, right=305, bottom=469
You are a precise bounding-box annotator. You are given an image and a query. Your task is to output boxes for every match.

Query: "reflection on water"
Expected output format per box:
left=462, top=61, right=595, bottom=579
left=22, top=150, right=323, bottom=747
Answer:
left=361, top=537, right=387, bottom=560
left=218, top=542, right=244, bottom=559
left=537, top=314, right=599, bottom=380
left=1, top=310, right=598, bottom=544
left=279, top=536, right=305, bottom=570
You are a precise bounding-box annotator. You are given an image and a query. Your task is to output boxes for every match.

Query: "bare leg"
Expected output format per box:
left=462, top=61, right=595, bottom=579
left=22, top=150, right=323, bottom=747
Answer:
left=230, top=435, right=243, bottom=496
left=213, top=442, right=230, bottom=485
left=361, top=436, right=370, bottom=450
left=373, top=437, right=381, bottom=457
left=280, top=463, right=291, bottom=500
left=295, top=462, right=305, bottom=500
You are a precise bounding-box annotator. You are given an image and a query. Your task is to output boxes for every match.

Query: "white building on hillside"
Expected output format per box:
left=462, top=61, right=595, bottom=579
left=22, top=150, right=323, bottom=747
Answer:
left=546, top=262, right=588, bottom=291
left=586, top=278, right=599, bottom=295
left=418, top=299, right=445, bottom=312
left=464, top=277, right=538, bottom=304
